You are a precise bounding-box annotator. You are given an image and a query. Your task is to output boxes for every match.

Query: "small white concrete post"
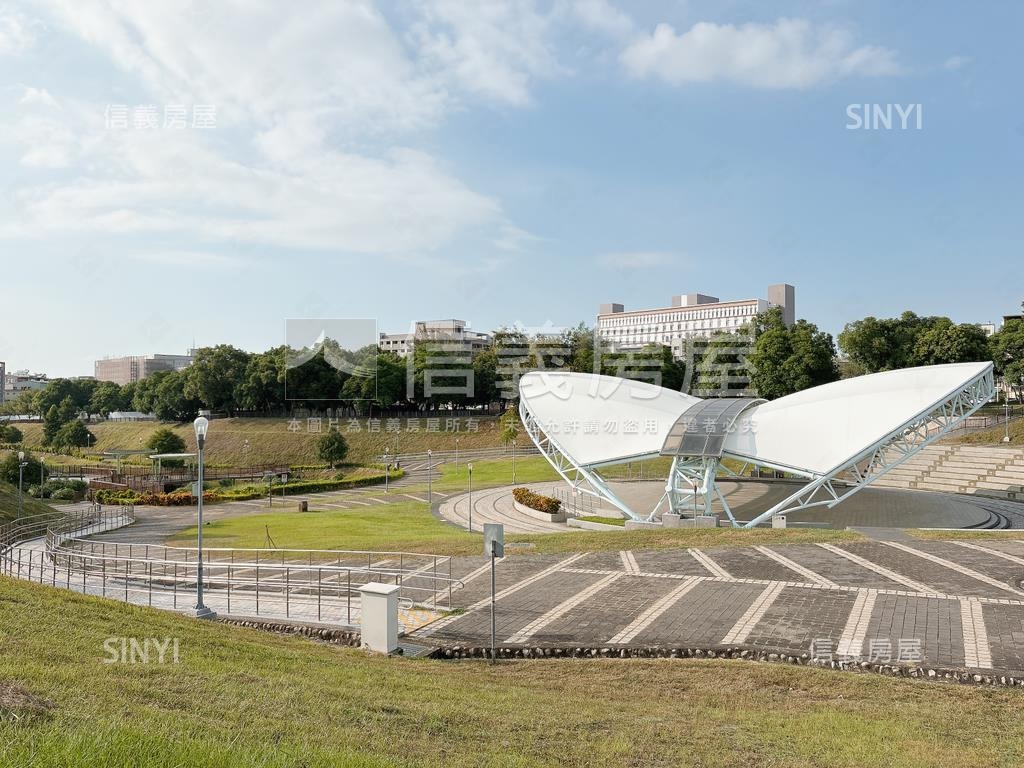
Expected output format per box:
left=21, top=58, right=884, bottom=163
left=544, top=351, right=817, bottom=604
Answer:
left=358, top=582, right=400, bottom=654
left=772, top=514, right=787, bottom=529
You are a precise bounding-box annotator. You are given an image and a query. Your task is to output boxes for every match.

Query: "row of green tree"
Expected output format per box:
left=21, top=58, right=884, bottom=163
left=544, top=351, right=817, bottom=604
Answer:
left=2, top=308, right=1017, bottom=430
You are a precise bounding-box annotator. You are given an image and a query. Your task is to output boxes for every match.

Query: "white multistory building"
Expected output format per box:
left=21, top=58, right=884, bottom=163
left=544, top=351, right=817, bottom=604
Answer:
left=596, top=284, right=795, bottom=357
left=379, top=319, right=490, bottom=358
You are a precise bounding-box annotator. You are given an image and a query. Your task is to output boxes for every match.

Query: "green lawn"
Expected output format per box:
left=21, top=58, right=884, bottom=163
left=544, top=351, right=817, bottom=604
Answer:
left=1, top=577, right=1023, bottom=767
left=169, top=498, right=859, bottom=556
left=431, top=455, right=559, bottom=490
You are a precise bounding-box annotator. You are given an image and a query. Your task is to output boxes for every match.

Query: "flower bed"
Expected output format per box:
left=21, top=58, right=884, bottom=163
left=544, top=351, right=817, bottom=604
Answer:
left=511, top=487, right=565, bottom=522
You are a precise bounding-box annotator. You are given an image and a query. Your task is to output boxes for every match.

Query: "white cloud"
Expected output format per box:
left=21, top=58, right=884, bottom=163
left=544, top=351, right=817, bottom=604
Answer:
left=38, top=0, right=448, bottom=133
left=14, top=129, right=501, bottom=254
left=597, top=251, right=677, bottom=269
left=561, top=0, right=633, bottom=39
left=132, top=250, right=244, bottom=269
left=0, top=7, right=36, bottom=55
left=7, top=0, right=525, bottom=256
left=943, top=55, right=971, bottom=71
left=19, top=86, right=59, bottom=108
left=621, top=18, right=901, bottom=89
left=408, top=0, right=564, bottom=106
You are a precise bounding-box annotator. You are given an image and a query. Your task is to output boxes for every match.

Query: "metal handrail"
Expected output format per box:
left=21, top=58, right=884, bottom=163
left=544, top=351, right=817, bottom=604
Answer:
left=1, top=506, right=464, bottom=624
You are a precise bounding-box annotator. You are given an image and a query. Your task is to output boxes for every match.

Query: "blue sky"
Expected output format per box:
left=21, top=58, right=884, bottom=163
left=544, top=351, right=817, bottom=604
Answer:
left=1, top=0, right=1021, bottom=377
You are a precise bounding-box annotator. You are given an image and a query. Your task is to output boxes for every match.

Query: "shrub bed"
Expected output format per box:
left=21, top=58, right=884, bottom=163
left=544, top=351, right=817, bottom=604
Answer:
left=512, top=487, right=561, bottom=515
left=94, top=468, right=404, bottom=506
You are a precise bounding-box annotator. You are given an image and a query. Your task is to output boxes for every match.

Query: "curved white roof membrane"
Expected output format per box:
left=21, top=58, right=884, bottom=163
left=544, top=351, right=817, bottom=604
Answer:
left=519, top=362, right=993, bottom=476
left=518, top=371, right=700, bottom=466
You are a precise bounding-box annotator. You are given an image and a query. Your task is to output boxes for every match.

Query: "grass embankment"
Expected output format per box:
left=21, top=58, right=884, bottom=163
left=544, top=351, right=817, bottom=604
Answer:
left=15, top=415, right=508, bottom=467
left=170, top=498, right=859, bottom=556
left=0, top=480, right=58, bottom=524
left=907, top=529, right=1024, bottom=541
left=1, top=578, right=1023, bottom=767
left=946, top=415, right=1024, bottom=446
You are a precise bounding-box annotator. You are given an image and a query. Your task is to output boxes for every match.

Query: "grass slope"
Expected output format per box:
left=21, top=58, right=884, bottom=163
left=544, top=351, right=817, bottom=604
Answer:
left=15, top=415, right=509, bottom=467
left=946, top=415, right=1024, bottom=446
left=0, top=480, right=58, bottom=525
left=1, top=577, right=1023, bottom=767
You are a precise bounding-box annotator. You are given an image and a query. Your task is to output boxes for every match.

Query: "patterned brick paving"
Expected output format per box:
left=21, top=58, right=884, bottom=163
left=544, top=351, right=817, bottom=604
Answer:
left=411, top=537, right=1024, bottom=675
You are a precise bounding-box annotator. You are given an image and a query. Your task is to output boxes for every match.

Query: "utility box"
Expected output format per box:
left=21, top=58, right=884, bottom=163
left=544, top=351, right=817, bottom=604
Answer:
left=772, top=515, right=787, bottom=529
left=358, top=582, right=400, bottom=654
left=298, top=500, right=308, bottom=512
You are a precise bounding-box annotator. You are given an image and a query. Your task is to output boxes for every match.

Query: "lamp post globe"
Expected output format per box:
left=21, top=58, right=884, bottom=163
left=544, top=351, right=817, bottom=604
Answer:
left=191, top=416, right=214, bottom=618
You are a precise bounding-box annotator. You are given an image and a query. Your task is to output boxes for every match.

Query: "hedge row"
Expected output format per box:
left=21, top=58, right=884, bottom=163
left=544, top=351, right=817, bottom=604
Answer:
left=512, top=487, right=561, bottom=515
left=95, top=489, right=220, bottom=506
left=92, top=469, right=403, bottom=506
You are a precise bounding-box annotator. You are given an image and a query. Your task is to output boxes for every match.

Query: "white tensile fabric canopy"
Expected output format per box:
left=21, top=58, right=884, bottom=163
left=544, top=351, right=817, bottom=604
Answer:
left=518, top=362, right=995, bottom=527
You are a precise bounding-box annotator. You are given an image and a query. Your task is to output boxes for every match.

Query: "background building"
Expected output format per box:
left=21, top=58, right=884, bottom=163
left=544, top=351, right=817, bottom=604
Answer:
left=596, top=283, right=795, bottom=356
left=3, top=369, right=49, bottom=401
left=94, top=351, right=195, bottom=385
left=379, top=319, right=490, bottom=358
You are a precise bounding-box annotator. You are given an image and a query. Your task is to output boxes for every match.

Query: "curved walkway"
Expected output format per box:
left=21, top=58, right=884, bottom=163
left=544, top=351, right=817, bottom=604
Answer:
left=437, top=479, right=1014, bottom=533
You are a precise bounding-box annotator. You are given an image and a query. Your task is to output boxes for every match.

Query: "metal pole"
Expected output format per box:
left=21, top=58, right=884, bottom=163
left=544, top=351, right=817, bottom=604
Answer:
left=196, top=440, right=207, bottom=613
left=18, top=462, right=24, bottom=521
left=468, top=464, right=473, bottom=533
left=490, top=545, right=497, bottom=664
left=427, top=450, right=432, bottom=506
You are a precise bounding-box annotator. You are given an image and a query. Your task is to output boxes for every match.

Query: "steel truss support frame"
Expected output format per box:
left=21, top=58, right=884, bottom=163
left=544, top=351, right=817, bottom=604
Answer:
left=519, top=400, right=643, bottom=520
left=741, top=366, right=996, bottom=528
left=660, top=456, right=741, bottom=525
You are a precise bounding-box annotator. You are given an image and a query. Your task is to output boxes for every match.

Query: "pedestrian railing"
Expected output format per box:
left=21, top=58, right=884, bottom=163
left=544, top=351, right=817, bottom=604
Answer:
left=1, top=508, right=463, bottom=627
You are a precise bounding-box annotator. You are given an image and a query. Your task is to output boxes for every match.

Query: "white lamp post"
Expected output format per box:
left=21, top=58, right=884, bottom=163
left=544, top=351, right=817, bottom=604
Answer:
left=192, top=416, right=214, bottom=618
left=1005, top=380, right=1012, bottom=443
left=427, top=449, right=432, bottom=506
left=512, top=440, right=517, bottom=485
left=384, top=449, right=390, bottom=494
left=17, top=451, right=26, bottom=520
left=467, top=462, right=474, bottom=533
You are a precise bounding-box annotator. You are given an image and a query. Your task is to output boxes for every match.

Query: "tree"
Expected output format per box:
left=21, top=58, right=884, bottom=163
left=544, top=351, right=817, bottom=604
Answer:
left=53, top=420, right=94, bottom=452
left=237, top=347, right=286, bottom=414
left=991, top=318, right=1024, bottom=401
left=747, top=308, right=839, bottom=399
left=146, top=427, right=188, bottom=467
left=498, top=406, right=520, bottom=444
left=317, top=431, right=349, bottom=468
left=184, top=345, right=251, bottom=415
left=0, top=422, right=23, bottom=444
left=43, top=396, right=78, bottom=446
left=0, top=450, right=46, bottom=486
left=90, top=381, right=130, bottom=416
left=146, top=427, right=187, bottom=455
left=912, top=318, right=990, bottom=366
left=153, top=371, right=203, bottom=422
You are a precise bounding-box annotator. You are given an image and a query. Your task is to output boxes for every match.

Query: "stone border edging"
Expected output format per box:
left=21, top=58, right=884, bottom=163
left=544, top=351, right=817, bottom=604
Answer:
left=428, top=644, right=1024, bottom=687
left=219, top=616, right=361, bottom=646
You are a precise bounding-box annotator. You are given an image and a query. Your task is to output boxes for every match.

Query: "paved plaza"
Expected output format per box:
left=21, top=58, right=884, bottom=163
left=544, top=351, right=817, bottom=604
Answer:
left=415, top=536, right=1024, bottom=675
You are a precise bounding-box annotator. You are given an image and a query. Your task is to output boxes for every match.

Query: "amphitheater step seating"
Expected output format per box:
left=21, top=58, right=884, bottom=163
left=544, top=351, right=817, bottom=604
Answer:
left=873, top=444, right=1024, bottom=499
